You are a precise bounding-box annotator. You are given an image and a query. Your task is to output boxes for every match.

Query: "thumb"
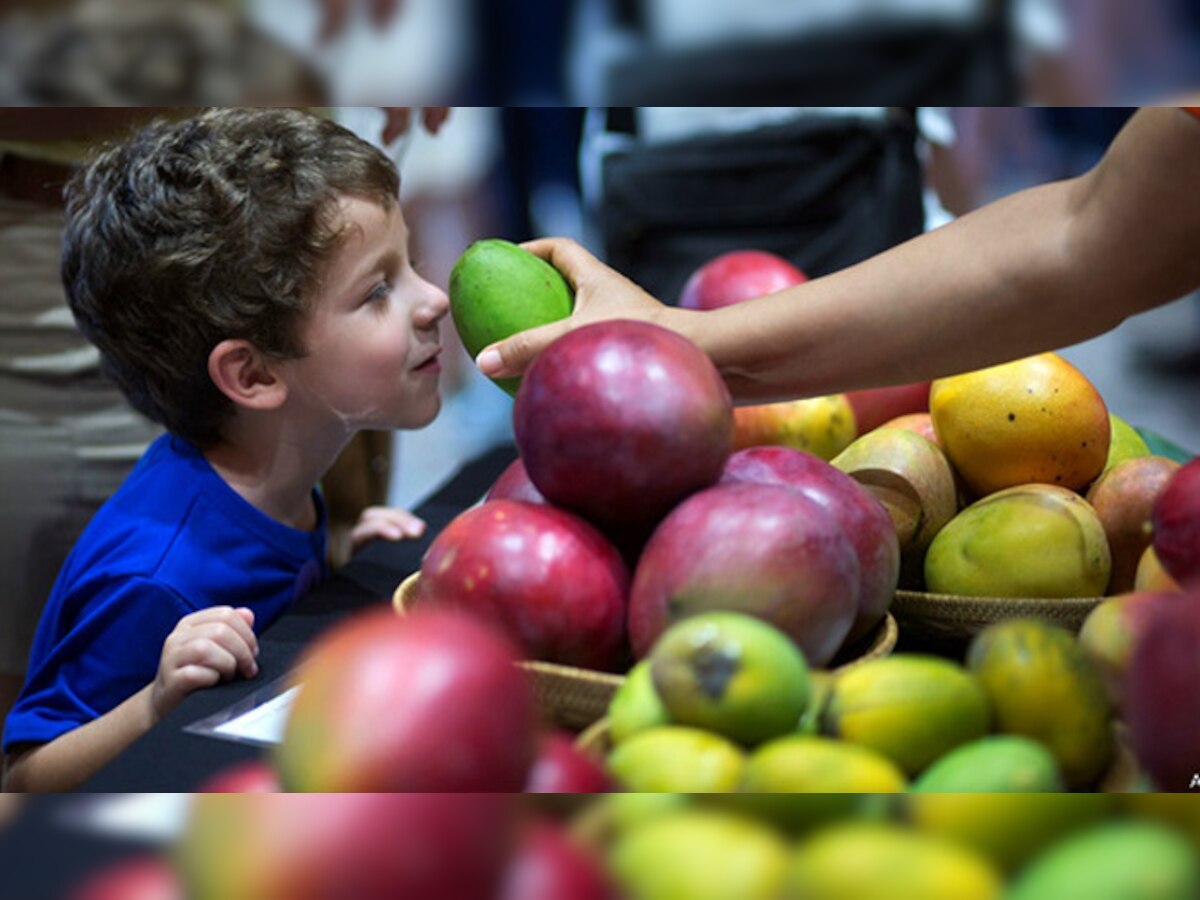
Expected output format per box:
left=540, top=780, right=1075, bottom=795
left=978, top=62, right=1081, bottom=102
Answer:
left=236, top=607, right=255, bottom=628
left=476, top=320, right=571, bottom=380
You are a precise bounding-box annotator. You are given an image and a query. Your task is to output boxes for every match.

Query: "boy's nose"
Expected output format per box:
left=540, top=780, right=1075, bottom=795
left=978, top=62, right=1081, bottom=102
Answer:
left=415, top=279, right=450, bottom=326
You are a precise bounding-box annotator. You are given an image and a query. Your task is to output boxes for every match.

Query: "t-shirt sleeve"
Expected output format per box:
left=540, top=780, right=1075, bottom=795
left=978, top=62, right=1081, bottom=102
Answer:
left=3, top=577, right=194, bottom=752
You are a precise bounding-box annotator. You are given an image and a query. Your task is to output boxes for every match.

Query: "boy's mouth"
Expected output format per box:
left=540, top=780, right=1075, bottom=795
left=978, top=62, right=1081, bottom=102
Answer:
left=413, top=349, right=442, bottom=373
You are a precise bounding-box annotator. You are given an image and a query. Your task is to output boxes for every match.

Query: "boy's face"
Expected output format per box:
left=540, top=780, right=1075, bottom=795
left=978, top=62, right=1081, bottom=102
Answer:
left=282, top=195, right=449, bottom=432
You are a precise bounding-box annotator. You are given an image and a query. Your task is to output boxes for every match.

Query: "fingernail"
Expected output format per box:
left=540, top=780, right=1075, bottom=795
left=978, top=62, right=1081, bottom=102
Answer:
left=476, top=348, right=503, bottom=376
left=250, top=662, right=259, bottom=677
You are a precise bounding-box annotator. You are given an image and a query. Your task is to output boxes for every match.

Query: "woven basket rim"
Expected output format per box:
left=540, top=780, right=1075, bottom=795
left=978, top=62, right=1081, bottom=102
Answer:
left=395, top=571, right=897, bottom=675
left=894, top=588, right=1103, bottom=608
left=889, top=588, right=1104, bottom=641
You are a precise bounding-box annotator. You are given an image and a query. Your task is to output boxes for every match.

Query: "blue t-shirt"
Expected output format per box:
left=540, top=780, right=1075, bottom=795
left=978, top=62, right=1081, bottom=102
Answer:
left=3, top=434, right=327, bottom=753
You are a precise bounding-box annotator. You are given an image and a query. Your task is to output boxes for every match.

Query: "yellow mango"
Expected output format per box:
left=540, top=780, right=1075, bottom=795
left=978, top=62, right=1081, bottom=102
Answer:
left=925, top=484, right=1110, bottom=598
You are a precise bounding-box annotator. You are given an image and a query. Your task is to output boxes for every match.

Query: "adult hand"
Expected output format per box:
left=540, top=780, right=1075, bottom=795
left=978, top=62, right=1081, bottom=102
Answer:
left=151, top=607, right=259, bottom=719
left=379, top=106, right=451, bottom=145
left=475, top=237, right=672, bottom=379
left=318, top=0, right=406, bottom=43
left=350, top=504, right=426, bottom=551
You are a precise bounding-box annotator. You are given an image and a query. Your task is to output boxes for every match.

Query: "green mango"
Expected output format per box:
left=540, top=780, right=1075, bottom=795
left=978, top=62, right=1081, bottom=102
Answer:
left=611, top=809, right=789, bottom=900
left=1102, top=414, right=1151, bottom=475
left=448, top=238, right=573, bottom=395
left=788, top=821, right=1002, bottom=900
left=911, top=735, right=1063, bottom=792
left=967, top=619, right=1113, bottom=790
left=908, top=794, right=1114, bottom=875
left=823, top=655, right=991, bottom=777
left=608, top=661, right=670, bottom=745
left=742, top=735, right=907, bottom=793
left=607, top=727, right=746, bottom=793
left=1008, top=821, right=1200, bottom=900
left=650, top=612, right=810, bottom=746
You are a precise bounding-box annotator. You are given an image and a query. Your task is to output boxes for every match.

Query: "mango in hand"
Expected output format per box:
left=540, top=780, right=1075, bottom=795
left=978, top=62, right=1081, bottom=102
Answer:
left=449, top=238, right=573, bottom=395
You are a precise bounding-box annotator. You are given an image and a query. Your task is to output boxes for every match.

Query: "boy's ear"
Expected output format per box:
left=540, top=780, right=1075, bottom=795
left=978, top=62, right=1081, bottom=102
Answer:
left=208, top=339, right=287, bottom=411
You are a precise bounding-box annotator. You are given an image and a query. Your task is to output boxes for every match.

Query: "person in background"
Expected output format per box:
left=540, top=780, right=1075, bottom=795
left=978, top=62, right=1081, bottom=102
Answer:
left=2, top=108, right=449, bottom=791
left=477, top=107, right=1200, bottom=401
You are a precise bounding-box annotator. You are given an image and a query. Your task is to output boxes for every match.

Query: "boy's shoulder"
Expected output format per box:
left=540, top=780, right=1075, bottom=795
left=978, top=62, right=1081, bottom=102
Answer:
left=59, top=434, right=327, bottom=607
left=64, top=434, right=217, bottom=582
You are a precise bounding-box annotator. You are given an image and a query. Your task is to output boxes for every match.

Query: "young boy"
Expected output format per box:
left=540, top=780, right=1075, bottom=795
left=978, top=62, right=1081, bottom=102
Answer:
left=2, top=108, right=449, bottom=791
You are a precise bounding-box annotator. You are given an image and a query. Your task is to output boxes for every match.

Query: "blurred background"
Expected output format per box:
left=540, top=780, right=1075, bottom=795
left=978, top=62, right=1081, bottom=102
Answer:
left=0, top=1, right=1199, bottom=887
left=1, top=0, right=1199, bottom=106
left=0, top=0, right=1197, bottom=505
left=0, top=0, right=1198, bottom=511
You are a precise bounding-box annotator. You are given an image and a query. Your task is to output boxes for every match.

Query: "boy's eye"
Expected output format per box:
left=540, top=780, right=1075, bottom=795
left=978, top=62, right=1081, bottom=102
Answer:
left=365, top=281, right=392, bottom=304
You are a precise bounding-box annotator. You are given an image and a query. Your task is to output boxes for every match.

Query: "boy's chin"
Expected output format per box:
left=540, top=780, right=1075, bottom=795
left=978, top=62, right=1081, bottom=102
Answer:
left=388, top=395, right=441, bottom=431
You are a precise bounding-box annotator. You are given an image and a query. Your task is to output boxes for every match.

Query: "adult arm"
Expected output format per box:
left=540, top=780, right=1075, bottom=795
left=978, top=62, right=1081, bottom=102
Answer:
left=479, top=107, right=1200, bottom=402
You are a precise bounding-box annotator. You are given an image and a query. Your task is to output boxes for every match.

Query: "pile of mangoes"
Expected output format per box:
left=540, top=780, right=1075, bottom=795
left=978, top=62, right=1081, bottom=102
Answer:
left=599, top=613, right=1115, bottom=794
left=835, top=351, right=1187, bottom=599
left=587, top=613, right=1200, bottom=899
left=578, top=791, right=1200, bottom=900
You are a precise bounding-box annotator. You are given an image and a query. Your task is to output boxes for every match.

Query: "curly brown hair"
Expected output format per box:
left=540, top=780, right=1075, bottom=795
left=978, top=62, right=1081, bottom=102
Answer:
left=62, top=107, right=399, bottom=447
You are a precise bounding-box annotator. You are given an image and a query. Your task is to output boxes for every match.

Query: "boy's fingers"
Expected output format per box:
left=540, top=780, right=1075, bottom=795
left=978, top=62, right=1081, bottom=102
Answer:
left=387, top=510, right=426, bottom=537
left=175, top=665, right=222, bottom=693
left=194, top=619, right=258, bottom=676
left=217, top=608, right=258, bottom=657
left=350, top=511, right=424, bottom=546
left=476, top=320, right=571, bottom=380
left=359, top=505, right=424, bottom=528
left=177, top=640, right=239, bottom=680
left=208, top=633, right=258, bottom=679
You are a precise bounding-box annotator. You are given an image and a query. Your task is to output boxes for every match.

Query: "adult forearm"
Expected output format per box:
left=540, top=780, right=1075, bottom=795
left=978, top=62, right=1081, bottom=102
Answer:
left=681, top=107, right=1200, bottom=403
left=682, top=178, right=1085, bottom=401
left=3, top=685, right=157, bottom=792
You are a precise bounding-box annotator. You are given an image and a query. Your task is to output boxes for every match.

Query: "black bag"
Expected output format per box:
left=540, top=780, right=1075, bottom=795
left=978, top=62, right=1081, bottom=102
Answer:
left=600, top=112, right=927, bottom=303
left=603, top=19, right=1015, bottom=107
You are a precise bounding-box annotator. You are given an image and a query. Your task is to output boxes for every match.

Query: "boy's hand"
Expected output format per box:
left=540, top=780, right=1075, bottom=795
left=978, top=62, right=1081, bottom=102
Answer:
left=151, top=607, right=259, bottom=720
left=475, top=237, right=670, bottom=380
left=350, top=505, right=427, bottom=551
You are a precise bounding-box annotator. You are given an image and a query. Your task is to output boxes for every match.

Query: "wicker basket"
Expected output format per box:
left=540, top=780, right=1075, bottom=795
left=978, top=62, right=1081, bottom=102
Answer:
left=890, top=589, right=1103, bottom=644
left=393, top=572, right=898, bottom=732
left=393, top=573, right=621, bottom=730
